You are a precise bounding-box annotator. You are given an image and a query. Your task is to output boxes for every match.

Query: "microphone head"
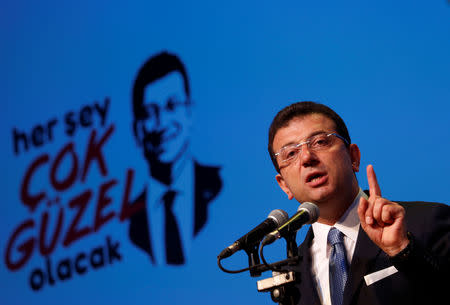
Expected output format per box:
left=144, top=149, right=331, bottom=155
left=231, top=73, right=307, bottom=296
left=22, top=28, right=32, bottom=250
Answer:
left=268, top=209, right=289, bottom=226
left=297, top=202, right=319, bottom=224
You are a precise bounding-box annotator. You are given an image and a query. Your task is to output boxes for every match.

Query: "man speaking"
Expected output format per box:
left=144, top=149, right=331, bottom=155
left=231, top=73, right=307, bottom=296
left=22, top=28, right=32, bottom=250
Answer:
left=267, top=101, right=449, bottom=305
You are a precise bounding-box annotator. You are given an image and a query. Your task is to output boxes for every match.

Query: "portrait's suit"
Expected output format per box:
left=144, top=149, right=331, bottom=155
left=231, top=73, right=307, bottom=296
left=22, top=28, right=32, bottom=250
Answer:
left=294, top=199, right=449, bottom=305
left=127, top=162, right=222, bottom=264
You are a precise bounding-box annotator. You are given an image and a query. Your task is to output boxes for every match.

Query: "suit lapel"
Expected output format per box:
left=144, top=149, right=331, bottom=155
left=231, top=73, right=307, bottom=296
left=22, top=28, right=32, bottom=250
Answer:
left=342, top=226, right=381, bottom=305
left=128, top=188, right=156, bottom=264
left=193, top=162, right=222, bottom=236
left=297, top=228, right=321, bottom=305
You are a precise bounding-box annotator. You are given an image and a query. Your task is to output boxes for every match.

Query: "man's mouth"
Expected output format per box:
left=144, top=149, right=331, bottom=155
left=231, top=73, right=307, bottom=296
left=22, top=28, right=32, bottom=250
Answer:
left=161, top=128, right=180, bottom=142
left=144, top=125, right=181, bottom=147
left=305, top=172, right=328, bottom=186
left=160, top=122, right=182, bottom=142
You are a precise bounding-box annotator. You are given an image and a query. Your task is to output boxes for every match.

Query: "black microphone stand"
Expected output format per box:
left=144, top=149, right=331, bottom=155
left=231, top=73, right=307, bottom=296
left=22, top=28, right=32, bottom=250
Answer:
left=245, top=244, right=262, bottom=277
left=256, top=232, right=301, bottom=305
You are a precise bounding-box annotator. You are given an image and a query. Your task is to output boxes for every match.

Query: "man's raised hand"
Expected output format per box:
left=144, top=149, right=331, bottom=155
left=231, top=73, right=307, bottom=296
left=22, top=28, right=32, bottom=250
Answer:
left=357, top=165, right=409, bottom=257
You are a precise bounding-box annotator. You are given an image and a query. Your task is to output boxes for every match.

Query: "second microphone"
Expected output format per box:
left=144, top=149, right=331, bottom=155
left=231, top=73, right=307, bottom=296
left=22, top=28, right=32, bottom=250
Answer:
left=218, top=209, right=289, bottom=259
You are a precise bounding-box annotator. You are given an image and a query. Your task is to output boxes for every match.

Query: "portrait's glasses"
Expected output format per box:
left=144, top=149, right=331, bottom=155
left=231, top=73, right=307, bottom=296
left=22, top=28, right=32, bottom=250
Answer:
left=143, top=99, right=189, bottom=119
left=274, top=132, right=349, bottom=165
left=139, top=98, right=190, bottom=121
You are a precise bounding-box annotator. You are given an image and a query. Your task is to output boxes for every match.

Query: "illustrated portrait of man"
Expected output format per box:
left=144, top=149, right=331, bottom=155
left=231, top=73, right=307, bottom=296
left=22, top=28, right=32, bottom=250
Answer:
left=128, top=51, right=222, bottom=265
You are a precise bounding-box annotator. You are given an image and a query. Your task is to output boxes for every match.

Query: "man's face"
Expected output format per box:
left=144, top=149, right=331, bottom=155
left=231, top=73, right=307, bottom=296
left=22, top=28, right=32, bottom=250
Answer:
left=273, top=113, right=360, bottom=207
left=136, top=71, right=191, bottom=164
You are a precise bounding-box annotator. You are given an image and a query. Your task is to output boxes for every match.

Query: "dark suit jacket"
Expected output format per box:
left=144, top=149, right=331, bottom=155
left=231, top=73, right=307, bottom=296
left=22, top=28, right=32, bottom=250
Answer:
left=294, top=200, right=450, bottom=305
left=128, top=161, right=222, bottom=264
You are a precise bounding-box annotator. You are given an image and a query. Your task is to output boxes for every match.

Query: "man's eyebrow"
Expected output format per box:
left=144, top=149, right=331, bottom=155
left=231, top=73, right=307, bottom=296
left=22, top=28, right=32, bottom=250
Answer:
left=279, top=130, right=328, bottom=150
left=143, top=94, right=181, bottom=105
left=167, top=94, right=181, bottom=102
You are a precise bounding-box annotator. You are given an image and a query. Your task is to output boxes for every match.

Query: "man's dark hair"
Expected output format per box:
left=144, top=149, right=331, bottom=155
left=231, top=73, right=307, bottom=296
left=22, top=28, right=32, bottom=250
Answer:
left=268, top=101, right=351, bottom=173
left=132, top=51, right=190, bottom=119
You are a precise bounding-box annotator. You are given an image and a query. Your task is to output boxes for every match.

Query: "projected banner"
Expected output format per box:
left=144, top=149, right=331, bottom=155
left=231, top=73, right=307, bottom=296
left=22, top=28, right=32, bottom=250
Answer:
left=4, top=50, right=225, bottom=293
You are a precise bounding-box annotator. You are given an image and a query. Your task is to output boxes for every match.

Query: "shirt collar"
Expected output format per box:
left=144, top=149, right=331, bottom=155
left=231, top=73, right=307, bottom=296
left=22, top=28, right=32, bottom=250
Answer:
left=334, top=188, right=367, bottom=243
left=171, top=153, right=193, bottom=193
left=311, top=188, right=367, bottom=245
left=147, top=153, right=194, bottom=208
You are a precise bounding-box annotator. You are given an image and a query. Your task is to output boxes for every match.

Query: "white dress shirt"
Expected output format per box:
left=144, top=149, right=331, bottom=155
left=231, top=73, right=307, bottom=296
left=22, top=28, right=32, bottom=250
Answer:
left=310, top=188, right=368, bottom=305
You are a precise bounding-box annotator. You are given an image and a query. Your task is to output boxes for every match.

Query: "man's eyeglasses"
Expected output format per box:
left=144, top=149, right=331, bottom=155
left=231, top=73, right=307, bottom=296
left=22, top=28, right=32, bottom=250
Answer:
left=274, top=132, right=349, bottom=165
left=138, top=98, right=190, bottom=121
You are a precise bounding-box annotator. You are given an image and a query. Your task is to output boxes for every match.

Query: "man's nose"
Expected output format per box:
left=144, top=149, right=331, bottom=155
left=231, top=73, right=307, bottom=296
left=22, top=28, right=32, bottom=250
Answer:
left=153, top=107, right=162, bottom=127
left=149, top=106, right=171, bottom=129
left=299, top=145, right=319, bottom=167
left=143, top=106, right=163, bottom=130
left=158, top=107, right=174, bottom=128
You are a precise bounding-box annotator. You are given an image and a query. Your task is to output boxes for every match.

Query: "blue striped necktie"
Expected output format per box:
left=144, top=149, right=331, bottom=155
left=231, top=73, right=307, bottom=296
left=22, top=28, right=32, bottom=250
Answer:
left=328, top=227, right=349, bottom=305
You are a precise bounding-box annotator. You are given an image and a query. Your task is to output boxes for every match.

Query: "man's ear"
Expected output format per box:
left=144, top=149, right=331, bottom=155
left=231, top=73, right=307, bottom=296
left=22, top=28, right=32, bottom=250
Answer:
left=349, top=143, right=361, bottom=172
left=133, top=120, right=144, bottom=146
left=276, top=174, right=294, bottom=200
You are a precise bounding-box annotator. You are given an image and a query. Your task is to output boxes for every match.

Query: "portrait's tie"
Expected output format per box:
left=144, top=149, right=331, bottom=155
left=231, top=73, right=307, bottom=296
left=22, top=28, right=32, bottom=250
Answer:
left=163, top=190, right=185, bottom=265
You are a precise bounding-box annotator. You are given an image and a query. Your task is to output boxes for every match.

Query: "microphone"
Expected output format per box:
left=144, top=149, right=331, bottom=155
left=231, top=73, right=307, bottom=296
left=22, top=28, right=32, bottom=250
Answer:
left=218, top=209, right=289, bottom=259
left=262, top=202, right=319, bottom=246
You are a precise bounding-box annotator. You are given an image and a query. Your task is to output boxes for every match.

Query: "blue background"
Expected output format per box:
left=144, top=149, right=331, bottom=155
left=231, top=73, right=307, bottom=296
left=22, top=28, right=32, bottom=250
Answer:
left=1, top=1, right=449, bottom=304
